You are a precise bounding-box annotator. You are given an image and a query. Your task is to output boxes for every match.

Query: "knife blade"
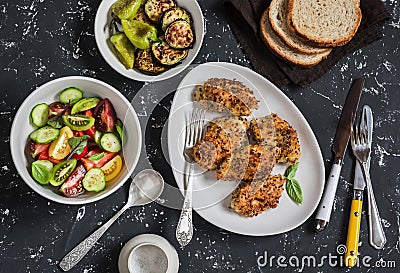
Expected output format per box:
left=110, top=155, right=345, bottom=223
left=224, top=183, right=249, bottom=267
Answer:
left=345, top=106, right=370, bottom=266
left=315, top=78, right=364, bottom=232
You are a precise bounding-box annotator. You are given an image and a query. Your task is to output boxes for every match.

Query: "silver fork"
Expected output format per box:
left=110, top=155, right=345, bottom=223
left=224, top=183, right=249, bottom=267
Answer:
left=351, top=121, right=386, bottom=249
left=176, top=107, right=205, bottom=248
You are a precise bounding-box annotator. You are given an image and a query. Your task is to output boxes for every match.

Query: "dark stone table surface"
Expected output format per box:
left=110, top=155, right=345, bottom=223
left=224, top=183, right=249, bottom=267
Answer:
left=0, top=0, right=399, bottom=272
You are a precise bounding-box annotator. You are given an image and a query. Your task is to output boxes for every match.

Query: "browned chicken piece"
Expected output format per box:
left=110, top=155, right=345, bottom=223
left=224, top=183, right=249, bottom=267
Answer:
left=216, top=143, right=276, bottom=182
left=193, top=78, right=259, bottom=116
left=192, top=116, right=250, bottom=170
left=251, top=113, right=300, bottom=165
left=230, top=174, right=286, bottom=217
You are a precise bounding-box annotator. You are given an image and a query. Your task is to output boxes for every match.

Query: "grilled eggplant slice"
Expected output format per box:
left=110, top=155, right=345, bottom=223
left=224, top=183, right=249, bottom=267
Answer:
left=134, top=3, right=152, bottom=24
left=151, top=39, right=188, bottom=66
left=110, top=33, right=136, bottom=69
left=121, top=19, right=158, bottom=49
left=135, top=49, right=168, bottom=74
left=161, top=7, right=191, bottom=31
left=165, top=19, right=194, bottom=49
left=144, top=0, right=176, bottom=23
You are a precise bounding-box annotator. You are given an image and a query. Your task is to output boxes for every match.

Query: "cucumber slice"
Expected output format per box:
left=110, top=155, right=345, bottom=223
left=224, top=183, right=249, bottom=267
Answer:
left=82, top=168, right=106, bottom=192
left=94, top=130, right=102, bottom=145
left=62, top=114, right=95, bottom=131
left=115, top=119, right=125, bottom=144
left=31, top=160, right=53, bottom=185
left=30, top=103, right=49, bottom=127
left=59, top=87, right=83, bottom=105
left=29, top=126, right=60, bottom=144
left=100, top=132, right=122, bottom=153
left=71, top=97, right=100, bottom=114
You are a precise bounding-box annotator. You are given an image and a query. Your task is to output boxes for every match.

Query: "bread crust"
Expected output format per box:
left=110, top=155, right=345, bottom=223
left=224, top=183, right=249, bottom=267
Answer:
left=268, top=0, right=331, bottom=54
left=260, top=8, right=330, bottom=67
left=287, top=0, right=362, bottom=47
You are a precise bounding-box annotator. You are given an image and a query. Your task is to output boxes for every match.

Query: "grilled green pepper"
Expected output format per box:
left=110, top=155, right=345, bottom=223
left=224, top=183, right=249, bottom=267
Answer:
left=111, top=0, right=142, bottom=20
left=121, top=19, right=158, bottom=49
left=110, top=33, right=136, bottom=69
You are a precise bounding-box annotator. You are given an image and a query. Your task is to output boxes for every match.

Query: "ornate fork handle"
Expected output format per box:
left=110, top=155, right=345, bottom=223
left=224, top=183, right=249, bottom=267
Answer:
left=176, top=163, right=194, bottom=248
left=361, top=162, right=386, bottom=249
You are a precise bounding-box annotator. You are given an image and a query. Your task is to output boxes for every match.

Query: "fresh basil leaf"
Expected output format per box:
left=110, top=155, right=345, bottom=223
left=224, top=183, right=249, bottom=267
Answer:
left=88, top=152, right=105, bottom=161
left=32, top=160, right=53, bottom=185
left=286, top=178, right=303, bottom=204
left=47, top=115, right=63, bottom=129
left=68, top=135, right=90, bottom=153
left=284, top=162, right=299, bottom=180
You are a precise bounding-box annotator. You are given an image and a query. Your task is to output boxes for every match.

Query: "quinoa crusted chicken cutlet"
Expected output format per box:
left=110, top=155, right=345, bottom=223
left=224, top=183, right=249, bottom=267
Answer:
left=192, top=116, right=250, bottom=170
left=194, top=78, right=259, bottom=116
left=190, top=77, right=301, bottom=218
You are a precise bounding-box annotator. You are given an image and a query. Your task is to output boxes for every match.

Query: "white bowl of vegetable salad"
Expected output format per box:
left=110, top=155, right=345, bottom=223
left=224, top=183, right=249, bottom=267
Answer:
left=10, top=76, right=142, bottom=205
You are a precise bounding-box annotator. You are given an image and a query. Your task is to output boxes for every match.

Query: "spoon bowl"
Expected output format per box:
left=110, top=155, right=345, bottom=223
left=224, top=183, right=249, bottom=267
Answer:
left=129, top=169, right=165, bottom=206
left=59, top=169, right=165, bottom=271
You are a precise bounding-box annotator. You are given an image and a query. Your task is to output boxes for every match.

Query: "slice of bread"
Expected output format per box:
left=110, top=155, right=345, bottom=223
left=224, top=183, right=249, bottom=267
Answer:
left=288, top=0, right=362, bottom=47
left=269, top=0, right=332, bottom=55
left=260, top=8, right=331, bottom=67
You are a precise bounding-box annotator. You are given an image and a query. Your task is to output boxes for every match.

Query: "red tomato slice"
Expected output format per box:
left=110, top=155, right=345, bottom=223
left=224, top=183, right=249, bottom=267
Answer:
left=73, top=131, right=85, bottom=137
left=60, top=164, right=86, bottom=197
left=25, top=140, right=50, bottom=159
left=93, top=98, right=116, bottom=132
left=84, top=110, right=96, bottom=139
left=81, top=151, right=117, bottom=170
left=38, top=151, right=61, bottom=164
left=72, top=143, right=89, bottom=160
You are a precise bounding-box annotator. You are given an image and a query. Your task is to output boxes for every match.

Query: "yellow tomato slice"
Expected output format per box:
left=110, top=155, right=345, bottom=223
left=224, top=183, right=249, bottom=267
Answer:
left=49, top=126, right=74, bottom=160
left=101, top=155, right=123, bottom=181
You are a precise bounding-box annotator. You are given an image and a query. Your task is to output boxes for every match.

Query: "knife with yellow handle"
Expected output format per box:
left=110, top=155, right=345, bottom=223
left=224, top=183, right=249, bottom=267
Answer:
left=344, top=190, right=363, bottom=267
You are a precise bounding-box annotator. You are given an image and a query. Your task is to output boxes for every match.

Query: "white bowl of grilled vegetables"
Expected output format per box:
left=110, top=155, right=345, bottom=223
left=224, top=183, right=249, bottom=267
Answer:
left=95, top=0, right=204, bottom=82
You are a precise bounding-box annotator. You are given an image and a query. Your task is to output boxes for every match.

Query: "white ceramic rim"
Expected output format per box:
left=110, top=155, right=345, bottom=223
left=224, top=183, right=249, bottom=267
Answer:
left=94, top=0, right=205, bottom=82
left=10, top=76, right=142, bottom=205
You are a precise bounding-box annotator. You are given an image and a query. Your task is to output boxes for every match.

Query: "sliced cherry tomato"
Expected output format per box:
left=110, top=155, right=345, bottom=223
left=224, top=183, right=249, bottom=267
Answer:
left=60, top=164, right=86, bottom=197
left=84, top=109, right=93, bottom=117
left=84, top=110, right=96, bottom=139
left=101, top=155, right=123, bottom=181
left=49, top=102, right=70, bottom=117
left=86, top=146, right=103, bottom=157
left=25, top=139, right=50, bottom=159
left=48, top=126, right=74, bottom=160
left=81, top=151, right=117, bottom=170
left=72, top=143, right=89, bottom=160
left=73, top=131, right=85, bottom=137
left=38, top=151, right=61, bottom=164
left=93, top=98, right=116, bottom=132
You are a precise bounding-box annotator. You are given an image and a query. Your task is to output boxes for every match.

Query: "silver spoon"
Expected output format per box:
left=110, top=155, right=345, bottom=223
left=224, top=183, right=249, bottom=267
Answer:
left=59, top=169, right=164, bottom=271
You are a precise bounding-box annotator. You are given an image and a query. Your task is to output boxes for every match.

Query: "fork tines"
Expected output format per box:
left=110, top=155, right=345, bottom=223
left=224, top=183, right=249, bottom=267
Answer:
left=186, top=107, right=206, bottom=148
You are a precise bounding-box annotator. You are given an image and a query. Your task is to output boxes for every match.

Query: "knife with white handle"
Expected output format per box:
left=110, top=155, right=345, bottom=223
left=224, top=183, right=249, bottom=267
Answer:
left=354, top=105, right=386, bottom=249
left=315, top=78, right=364, bottom=232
